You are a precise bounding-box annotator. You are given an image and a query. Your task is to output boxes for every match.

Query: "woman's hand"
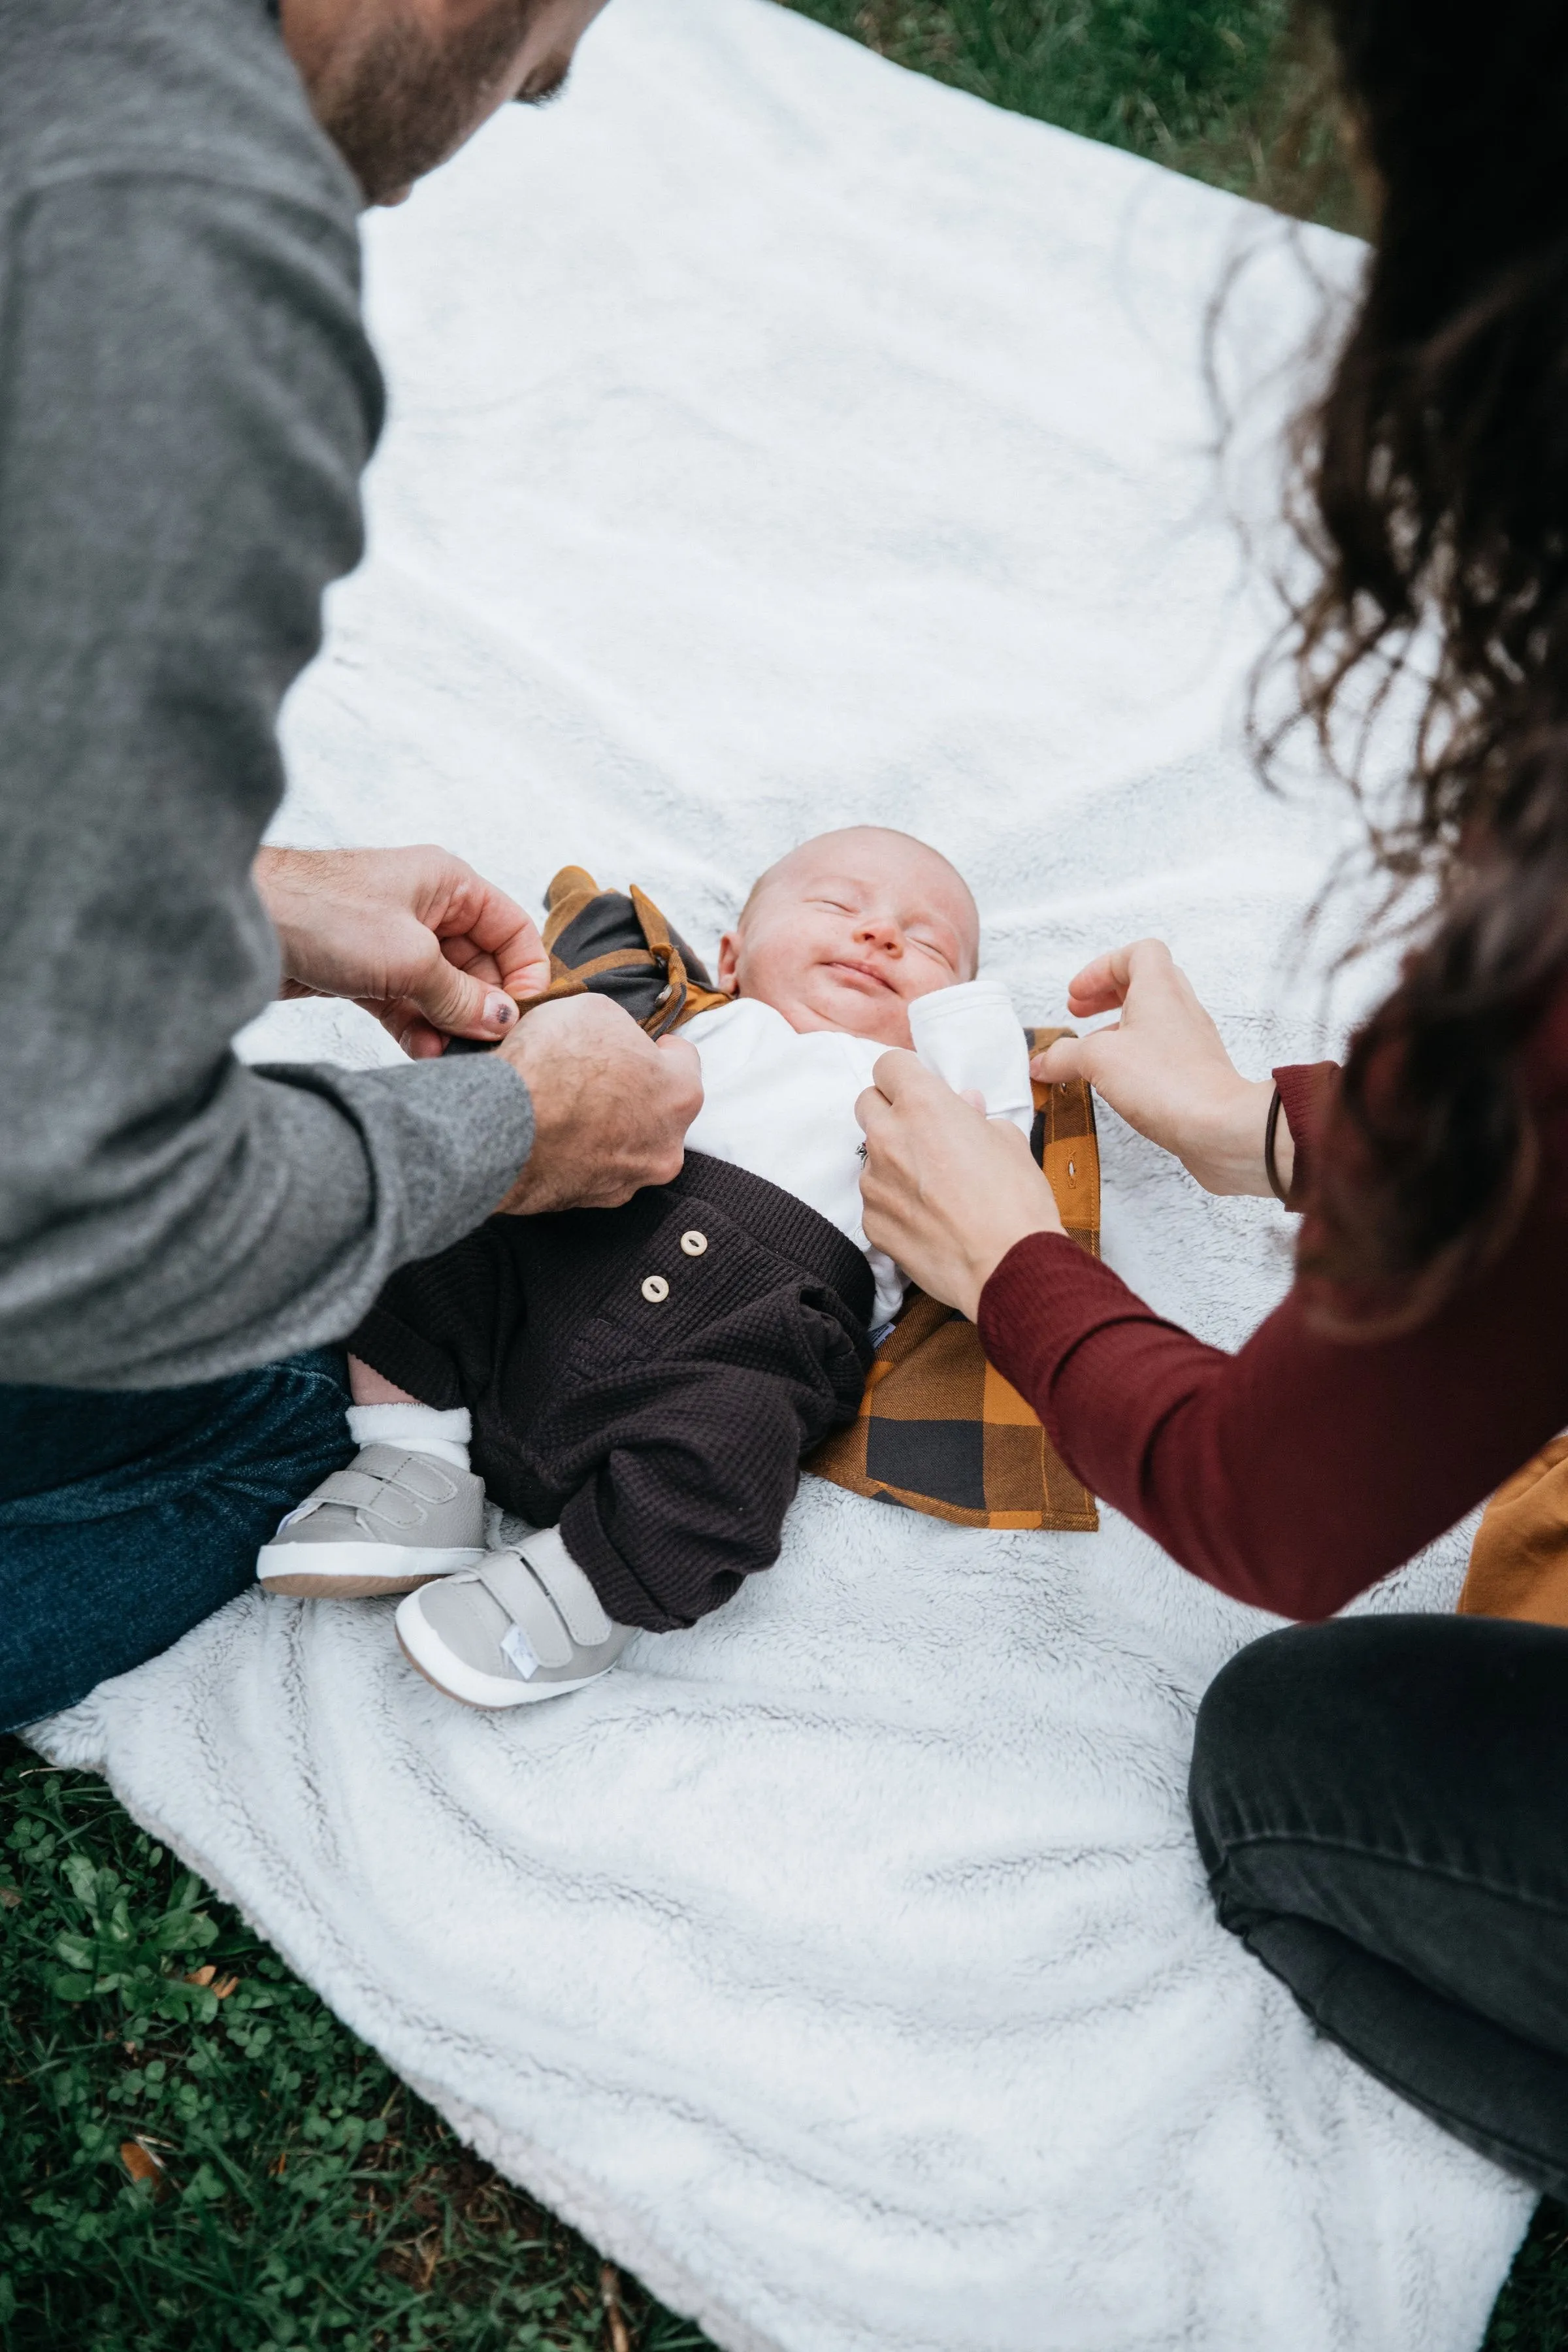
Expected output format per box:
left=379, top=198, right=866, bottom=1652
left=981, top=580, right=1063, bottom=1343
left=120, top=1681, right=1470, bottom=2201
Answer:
left=857, top=1053, right=1064, bottom=1321
left=255, top=845, right=552, bottom=1059
left=1033, top=939, right=1291, bottom=1197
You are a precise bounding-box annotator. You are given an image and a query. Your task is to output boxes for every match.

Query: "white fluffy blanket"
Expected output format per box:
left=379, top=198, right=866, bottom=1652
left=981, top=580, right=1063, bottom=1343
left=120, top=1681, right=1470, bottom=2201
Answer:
left=37, top=3, right=1533, bottom=2344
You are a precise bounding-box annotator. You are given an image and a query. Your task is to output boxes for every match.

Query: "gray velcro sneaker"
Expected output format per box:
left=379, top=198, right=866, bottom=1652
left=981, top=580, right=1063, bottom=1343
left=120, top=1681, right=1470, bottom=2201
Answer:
left=395, top=1527, right=632, bottom=1707
left=257, top=1445, right=487, bottom=1599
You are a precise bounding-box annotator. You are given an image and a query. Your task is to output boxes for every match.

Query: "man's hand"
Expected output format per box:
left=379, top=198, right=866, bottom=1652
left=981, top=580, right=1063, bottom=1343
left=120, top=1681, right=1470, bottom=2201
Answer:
left=1032, top=939, right=1290, bottom=1197
left=494, top=995, right=704, bottom=1214
left=857, top=1051, right=1063, bottom=1321
left=255, top=845, right=551, bottom=1058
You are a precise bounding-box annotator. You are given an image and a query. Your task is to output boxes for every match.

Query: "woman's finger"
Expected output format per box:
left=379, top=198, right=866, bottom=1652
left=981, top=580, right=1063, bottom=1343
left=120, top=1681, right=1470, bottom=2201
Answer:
left=1062, top=946, right=1134, bottom=1015
left=1065, top=938, right=1175, bottom=1018
left=1031, top=1032, right=1100, bottom=1083
left=855, top=1054, right=1064, bottom=1318
left=866, top=1045, right=928, bottom=1109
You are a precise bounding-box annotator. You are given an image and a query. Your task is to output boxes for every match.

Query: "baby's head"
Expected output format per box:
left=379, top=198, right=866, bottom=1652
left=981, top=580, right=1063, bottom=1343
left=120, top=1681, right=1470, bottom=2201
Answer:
left=717, top=826, right=979, bottom=1050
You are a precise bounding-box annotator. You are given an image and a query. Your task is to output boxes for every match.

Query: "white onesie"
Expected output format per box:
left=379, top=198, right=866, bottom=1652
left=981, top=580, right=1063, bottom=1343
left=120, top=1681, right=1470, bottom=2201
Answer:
left=681, top=975, right=1034, bottom=1330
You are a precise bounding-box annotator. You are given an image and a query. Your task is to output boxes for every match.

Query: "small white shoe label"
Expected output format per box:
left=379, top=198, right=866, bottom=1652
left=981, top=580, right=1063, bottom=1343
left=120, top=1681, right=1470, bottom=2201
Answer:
left=500, top=1624, right=542, bottom=1682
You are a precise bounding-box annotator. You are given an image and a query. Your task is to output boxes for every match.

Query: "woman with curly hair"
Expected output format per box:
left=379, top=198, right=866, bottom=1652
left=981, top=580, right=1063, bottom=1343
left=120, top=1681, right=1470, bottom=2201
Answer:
left=858, top=0, right=1568, bottom=2198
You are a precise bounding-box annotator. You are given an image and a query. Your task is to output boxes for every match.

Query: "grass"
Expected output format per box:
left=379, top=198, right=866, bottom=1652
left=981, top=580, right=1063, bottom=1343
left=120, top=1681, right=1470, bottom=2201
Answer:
left=0, top=1740, right=707, bottom=2351
left=1491, top=2209, right=1568, bottom=2352
left=3, top=8, right=1548, bottom=2349
left=776, top=0, right=1364, bottom=227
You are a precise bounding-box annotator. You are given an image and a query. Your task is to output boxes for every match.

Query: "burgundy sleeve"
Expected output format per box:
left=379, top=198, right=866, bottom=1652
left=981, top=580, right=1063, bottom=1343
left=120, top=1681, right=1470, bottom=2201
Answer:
left=1274, top=1060, right=1337, bottom=1206
left=977, top=1064, right=1568, bottom=1619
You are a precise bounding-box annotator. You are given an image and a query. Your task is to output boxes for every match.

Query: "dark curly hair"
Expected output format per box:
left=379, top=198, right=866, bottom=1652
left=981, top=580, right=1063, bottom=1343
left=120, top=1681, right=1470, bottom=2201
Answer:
left=1285, top=0, right=1568, bottom=1311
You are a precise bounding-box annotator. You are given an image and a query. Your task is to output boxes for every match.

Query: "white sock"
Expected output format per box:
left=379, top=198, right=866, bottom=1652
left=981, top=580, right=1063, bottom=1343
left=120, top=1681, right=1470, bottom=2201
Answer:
left=347, top=1402, right=472, bottom=1472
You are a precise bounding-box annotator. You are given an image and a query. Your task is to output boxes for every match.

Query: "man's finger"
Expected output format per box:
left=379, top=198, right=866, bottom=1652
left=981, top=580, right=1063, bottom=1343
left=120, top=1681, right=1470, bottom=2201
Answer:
left=403, top=938, right=522, bottom=1039
left=452, top=884, right=551, bottom=1001
left=655, top=1032, right=704, bottom=1097
left=355, top=995, right=449, bottom=1059
left=437, top=926, right=551, bottom=1010
left=428, top=931, right=503, bottom=987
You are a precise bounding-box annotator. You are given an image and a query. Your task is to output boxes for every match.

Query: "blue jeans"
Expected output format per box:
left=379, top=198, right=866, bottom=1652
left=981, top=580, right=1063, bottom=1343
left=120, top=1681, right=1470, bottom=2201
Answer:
left=0, top=1350, right=352, bottom=1732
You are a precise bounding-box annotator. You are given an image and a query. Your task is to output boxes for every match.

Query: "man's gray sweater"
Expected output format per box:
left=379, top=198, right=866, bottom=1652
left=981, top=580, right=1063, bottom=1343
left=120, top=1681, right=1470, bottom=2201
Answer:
left=0, top=0, right=536, bottom=1389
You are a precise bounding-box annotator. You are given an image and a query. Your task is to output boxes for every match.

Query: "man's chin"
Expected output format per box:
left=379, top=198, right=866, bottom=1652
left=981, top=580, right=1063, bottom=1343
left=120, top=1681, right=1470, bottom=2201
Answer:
left=311, top=0, right=534, bottom=206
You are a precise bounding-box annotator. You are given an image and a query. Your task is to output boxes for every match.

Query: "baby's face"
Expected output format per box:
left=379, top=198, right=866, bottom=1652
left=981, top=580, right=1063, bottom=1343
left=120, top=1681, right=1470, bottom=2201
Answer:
left=716, top=828, right=979, bottom=1049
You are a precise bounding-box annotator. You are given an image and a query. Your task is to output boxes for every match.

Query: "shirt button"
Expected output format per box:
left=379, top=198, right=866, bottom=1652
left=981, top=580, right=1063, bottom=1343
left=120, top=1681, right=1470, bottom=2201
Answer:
left=680, top=1230, right=708, bottom=1257
left=641, top=1275, right=670, bottom=1303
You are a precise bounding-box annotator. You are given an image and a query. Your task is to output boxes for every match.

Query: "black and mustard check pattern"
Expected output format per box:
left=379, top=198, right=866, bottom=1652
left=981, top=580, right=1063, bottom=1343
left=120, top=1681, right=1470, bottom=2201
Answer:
left=527, top=870, right=1100, bottom=1537
left=804, top=1029, right=1098, bottom=1533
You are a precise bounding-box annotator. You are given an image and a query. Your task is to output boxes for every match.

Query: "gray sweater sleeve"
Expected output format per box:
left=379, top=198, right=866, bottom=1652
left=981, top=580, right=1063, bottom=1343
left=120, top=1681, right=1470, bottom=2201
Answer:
left=0, top=118, right=534, bottom=1386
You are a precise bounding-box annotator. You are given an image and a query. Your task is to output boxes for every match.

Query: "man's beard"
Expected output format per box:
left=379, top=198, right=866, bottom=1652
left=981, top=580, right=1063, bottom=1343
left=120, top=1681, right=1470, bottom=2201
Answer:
left=318, top=0, right=556, bottom=206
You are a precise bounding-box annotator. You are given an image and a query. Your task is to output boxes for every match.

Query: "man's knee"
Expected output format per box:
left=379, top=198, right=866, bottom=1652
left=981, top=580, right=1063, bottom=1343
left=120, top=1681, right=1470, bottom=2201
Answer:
left=199, top=1348, right=351, bottom=1493
left=0, top=1350, right=352, bottom=1729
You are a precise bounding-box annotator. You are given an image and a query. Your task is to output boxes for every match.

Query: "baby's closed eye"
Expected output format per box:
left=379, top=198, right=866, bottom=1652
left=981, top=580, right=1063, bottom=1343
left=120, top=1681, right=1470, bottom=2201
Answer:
left=909, top=932, right=958, bottom=968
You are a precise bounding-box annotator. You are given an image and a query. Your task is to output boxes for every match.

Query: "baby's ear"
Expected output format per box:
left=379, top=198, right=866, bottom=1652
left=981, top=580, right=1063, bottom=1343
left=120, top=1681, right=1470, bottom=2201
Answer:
left=715, top=931, right=742, bottom=996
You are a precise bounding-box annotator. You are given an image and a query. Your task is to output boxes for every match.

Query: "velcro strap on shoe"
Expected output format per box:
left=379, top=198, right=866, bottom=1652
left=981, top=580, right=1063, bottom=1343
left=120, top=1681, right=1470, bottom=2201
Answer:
left=308, top=1467, right=423, bottom=1524
left=350, top=1446, right=458, bottom=1502
left=477, top=1552, right=576, bottom=1670
left=387, top=1455, right=457, bottom=1501
left=518, top=1527, right=615, bottom=1647
left=308, top=1449, right=457, bottom=1533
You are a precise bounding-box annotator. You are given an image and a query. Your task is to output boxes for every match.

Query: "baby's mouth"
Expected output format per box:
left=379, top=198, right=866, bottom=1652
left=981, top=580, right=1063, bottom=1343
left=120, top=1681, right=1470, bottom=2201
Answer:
left=825, top=958, right=898, bottom=996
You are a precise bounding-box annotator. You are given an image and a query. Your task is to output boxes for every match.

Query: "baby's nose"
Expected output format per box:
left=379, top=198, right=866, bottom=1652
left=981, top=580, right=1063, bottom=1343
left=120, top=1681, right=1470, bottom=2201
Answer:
left=856, top=915, right=902, bottom=953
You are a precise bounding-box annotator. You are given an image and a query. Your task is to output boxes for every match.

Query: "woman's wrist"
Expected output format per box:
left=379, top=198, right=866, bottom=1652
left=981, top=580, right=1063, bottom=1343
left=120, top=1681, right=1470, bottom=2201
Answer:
left=1181, top=1075, right=1294, bottom=1198
left=955, top=1204, right=1064, bottom=1322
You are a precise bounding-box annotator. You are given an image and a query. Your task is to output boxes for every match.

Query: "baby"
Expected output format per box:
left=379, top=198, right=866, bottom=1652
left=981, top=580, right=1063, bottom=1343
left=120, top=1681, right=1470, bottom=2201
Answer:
left=259, top=827, right=1032, bottom=1707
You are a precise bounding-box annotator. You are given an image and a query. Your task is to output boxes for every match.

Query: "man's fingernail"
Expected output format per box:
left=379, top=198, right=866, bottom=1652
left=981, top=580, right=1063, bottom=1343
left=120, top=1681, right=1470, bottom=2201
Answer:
left=486, top=994, right=517, bottom=1029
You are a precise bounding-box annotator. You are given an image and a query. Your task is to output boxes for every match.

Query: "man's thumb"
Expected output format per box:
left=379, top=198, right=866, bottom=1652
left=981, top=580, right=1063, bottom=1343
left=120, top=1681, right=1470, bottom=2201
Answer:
left=408, top=944, right=519, bottom=1039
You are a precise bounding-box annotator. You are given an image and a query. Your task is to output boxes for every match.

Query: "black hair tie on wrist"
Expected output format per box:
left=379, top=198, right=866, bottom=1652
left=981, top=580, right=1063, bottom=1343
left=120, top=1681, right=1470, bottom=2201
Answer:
left=1264, top=1081, right=1288, bottom=1204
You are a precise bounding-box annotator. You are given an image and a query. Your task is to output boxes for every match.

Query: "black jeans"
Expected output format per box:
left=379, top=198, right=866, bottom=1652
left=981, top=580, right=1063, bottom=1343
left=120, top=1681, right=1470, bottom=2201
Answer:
left=0, top=1352, right=352, bottom=1733
left=1191, top=1613, right=1568, bottom=2196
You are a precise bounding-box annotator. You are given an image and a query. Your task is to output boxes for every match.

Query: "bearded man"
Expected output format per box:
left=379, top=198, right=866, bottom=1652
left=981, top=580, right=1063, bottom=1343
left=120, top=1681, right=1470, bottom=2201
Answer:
left=0, top=0, right=702, bottom=1727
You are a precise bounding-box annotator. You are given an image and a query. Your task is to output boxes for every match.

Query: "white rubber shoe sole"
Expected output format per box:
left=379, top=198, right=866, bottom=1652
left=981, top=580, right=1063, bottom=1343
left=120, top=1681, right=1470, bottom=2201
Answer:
left=393, top=1538, right=632, bottom=1708
left=257, top=1541, right=485, bottom=1601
